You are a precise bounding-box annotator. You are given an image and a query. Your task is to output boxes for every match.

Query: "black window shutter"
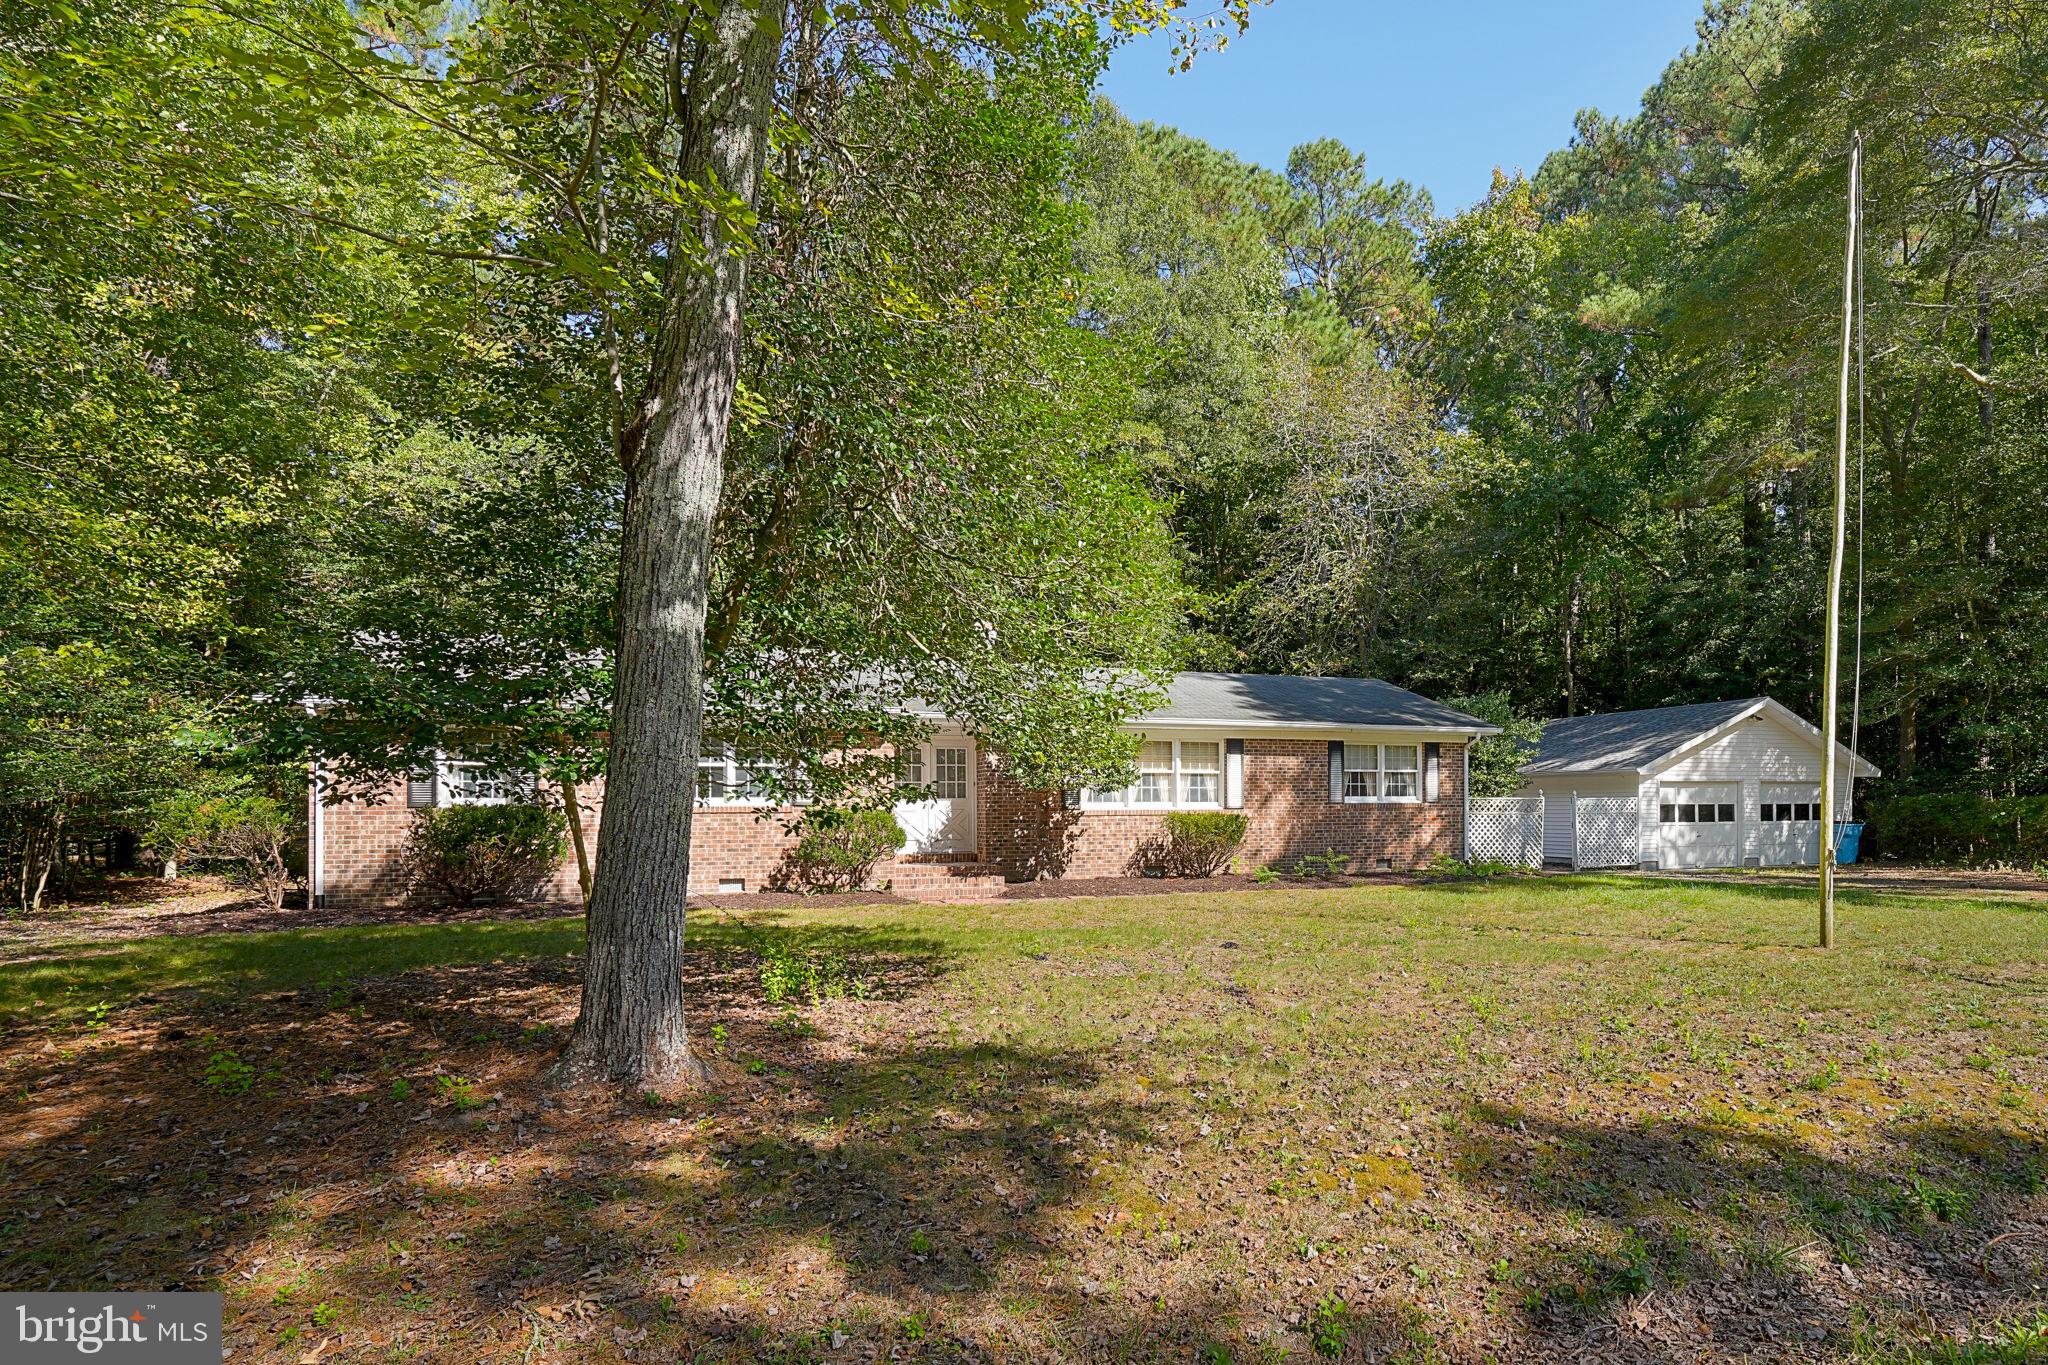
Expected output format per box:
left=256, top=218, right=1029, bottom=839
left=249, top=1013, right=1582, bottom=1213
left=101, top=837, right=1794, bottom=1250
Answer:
left=1424, top=742, right=1442, bottom=802
left=1061, top=787, right=1081, bottom=811
left=406, top=774, right=436, bottom=808
left=1328, top=741, right=1345, bottom=803
left=1225, top=738, right=1246, bottom=809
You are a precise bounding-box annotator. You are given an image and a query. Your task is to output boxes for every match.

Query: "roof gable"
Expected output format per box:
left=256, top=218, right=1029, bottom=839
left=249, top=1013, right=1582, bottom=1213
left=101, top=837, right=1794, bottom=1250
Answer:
left=1522, top=699, right=1766, bottom=775
left=1522, top=697, right=1879, bottom=777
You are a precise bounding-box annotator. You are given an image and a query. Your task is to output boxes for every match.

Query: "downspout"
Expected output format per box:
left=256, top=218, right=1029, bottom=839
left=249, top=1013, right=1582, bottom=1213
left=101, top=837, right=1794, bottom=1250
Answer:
left=309, top=756, right=325, bottom=908
left=1462, top=739, right=1471, bottom=862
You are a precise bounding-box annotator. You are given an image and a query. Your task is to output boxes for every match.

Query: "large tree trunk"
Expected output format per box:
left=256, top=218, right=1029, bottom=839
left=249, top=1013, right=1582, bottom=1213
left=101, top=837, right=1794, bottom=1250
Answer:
left=555, top=0, right=781, bottom=1092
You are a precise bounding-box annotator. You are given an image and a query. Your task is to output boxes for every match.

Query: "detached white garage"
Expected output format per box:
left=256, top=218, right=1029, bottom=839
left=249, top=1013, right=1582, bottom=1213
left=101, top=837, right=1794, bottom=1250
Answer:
left=1515, top=697, right=1879, bottom=870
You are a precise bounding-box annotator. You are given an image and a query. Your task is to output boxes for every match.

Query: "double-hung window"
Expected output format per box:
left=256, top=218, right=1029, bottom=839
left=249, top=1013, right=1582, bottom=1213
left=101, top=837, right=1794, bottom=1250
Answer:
left=1381, top=745, right=1419, bottom=799
left=1178, top=742, right=1220, bottom=804
left=1342, top=743, right=1378, bottom=798
left=441, top=759, right=521, bottom=805
left=1134, top=741, right=1174, bottom=806
left=408, top=753, right=531, bottom=808
left=1341, top=743, right=1420, bottom=803
left=1087, top=739, right=1225, bottom=810
left=697, top=747, right=796, bottom=806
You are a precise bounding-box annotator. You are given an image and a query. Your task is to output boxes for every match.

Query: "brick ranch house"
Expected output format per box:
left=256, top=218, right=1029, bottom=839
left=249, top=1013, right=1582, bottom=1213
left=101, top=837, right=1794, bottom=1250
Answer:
left=308, top=672, right=1497, bottom=906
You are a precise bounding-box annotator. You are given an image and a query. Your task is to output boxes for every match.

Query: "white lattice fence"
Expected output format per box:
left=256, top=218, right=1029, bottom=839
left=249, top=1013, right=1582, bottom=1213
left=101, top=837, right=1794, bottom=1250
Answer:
left=1468, top=797, right=1544, bottom=867
left=1574, top=796, right=1641, bottom=869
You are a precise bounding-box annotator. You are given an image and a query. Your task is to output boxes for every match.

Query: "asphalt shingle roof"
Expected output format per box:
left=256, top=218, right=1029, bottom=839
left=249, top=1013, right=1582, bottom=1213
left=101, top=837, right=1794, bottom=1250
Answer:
left=1134, top=673, right=1495, bottom=732
left=1522, top=698, right=1766, bottom=775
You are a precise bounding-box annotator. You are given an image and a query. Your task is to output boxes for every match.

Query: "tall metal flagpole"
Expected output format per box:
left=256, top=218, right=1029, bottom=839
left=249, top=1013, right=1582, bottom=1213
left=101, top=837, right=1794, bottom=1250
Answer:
left=1820, top=131, right=1861, bottom=950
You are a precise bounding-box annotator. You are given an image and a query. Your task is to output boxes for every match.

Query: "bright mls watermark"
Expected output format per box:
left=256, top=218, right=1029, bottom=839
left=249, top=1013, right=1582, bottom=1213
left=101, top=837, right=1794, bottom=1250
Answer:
left=4, top=1294, right=221, bottom=1363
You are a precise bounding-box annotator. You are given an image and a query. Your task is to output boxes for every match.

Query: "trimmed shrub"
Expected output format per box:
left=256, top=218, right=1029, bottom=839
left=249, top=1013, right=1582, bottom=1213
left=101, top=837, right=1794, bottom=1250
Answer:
left=404, top=803, right=567, bottom=905
left=1861, top=794, right=2048, bottom=867
left=783, top=808, right=904, bottom=892
left=1158, top=810, right=1250, bottom=878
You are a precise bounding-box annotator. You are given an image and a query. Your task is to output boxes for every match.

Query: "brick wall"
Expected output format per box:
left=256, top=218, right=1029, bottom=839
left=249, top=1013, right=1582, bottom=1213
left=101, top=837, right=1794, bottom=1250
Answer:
left=980, top=739, right=1466, bottom=881
left=315, top=771, right=805, bottom=908
left=316, top=737, right=1466, bottom=905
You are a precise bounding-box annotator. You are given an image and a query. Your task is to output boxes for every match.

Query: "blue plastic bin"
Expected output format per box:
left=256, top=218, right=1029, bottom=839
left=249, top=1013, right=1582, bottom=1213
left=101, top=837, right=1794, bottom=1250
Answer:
left=1835, top=822, right=1864, bottom=865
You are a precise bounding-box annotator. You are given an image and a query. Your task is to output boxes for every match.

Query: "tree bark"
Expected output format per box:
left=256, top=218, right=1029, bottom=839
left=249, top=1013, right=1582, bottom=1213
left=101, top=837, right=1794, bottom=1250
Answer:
left=24, top=808, right=60, bottom=916
left=561, top=775, right=593, bottom=910
left=555, top=0, right=781, bottom=1092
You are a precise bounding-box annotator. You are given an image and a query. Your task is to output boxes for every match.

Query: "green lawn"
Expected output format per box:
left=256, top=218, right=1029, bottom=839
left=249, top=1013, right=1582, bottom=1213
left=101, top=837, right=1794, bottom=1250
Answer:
left=3, top=875, right=2044, bottom=1362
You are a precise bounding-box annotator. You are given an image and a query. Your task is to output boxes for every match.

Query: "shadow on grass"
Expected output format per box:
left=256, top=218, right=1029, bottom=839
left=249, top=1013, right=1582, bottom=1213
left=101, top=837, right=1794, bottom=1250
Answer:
left=0, top=904, right=952, bottom=1025
left=5, top=905, right=2045, bottom=1362
left=0, top=915, right=591, bottom=1022
left=0, top=916, right=1308, bottom=1360
left=1451, top=1099, right=2047, bottom=1356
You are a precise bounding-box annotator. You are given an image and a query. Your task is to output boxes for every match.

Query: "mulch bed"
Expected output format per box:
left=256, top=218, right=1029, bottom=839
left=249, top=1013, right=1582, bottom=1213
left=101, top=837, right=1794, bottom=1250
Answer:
left=0, top=876, right=580, bottom=953
left=22, top=862, right=2030, bottom=958
left=2, top=873, right=1410, bottom=953
left=995, top=870, right=1399, bottom=899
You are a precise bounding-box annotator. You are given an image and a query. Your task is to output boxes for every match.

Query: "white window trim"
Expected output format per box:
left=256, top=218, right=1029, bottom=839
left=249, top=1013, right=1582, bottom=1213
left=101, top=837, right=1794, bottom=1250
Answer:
left=696, top=746, right=801, bottom=809
left=1082, top=737, right=1226, bottom=812
left=1342, top=742, right=1422, bottom=805
left=434, top=752, right=531, bottom=807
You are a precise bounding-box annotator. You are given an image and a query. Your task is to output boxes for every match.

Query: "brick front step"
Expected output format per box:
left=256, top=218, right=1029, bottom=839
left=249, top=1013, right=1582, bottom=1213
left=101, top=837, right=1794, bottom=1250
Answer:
left=879, top=857, right=1008, bottom=903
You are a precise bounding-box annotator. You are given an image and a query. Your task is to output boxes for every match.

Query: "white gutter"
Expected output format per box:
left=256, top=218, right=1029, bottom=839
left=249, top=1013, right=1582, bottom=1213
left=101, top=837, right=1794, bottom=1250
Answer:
left=1462, top=743, right=1471, bottom=862
left=309, top=755, right=325, bottom=907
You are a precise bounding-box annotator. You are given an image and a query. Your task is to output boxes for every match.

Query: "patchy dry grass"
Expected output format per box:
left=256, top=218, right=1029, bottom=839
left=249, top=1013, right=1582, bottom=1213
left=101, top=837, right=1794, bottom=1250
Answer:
left=2, top=875, right=2045, bottom=1363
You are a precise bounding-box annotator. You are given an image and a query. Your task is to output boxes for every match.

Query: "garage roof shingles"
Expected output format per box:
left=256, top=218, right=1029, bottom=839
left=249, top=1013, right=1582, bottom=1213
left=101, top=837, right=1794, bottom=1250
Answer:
left=1522, top=698, right=1765, bottom=775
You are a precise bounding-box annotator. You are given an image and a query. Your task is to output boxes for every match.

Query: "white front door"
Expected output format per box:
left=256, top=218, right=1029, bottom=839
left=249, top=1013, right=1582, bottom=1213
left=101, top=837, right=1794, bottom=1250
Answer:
left=1758, top=784, right=1822, bottom=866
left=1658, top=783, right=1741, bottom=868
left=895, top=734, right=977, bottom=855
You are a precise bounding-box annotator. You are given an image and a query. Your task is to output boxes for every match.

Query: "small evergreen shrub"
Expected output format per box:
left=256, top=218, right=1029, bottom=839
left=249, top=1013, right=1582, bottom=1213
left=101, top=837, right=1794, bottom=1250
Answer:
left=1292, top=849, right=1352, bottom=879
left=783, top=808, right=904, bottom=891
left=404, top=803, right=566, bottom=905
left=1420, top=854, right=1515, bottom=881
left=1158, top=810, right=1249, bottom=878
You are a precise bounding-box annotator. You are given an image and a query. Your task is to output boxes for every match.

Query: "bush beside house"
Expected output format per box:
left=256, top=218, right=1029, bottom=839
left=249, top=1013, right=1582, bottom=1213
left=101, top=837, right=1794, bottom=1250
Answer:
left=404, top=804, right=567, bottom=905
left=1155, top=811, right=1249, bottom=878
left=779, top=808, right=905, bottom=892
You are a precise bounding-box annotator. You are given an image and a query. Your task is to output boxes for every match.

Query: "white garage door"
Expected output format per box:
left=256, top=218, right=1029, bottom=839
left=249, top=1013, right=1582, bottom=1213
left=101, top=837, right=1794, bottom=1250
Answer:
left=1658, top=784, right=1740, bottom=868
left=1757, top=783, right=1822, bottom=866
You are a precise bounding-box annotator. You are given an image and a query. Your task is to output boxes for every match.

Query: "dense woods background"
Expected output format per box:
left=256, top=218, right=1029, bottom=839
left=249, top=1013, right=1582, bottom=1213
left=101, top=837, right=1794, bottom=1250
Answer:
left=1082, top=0, right=2047, bottom=801
left=2, top=0, right=2044, bottom=904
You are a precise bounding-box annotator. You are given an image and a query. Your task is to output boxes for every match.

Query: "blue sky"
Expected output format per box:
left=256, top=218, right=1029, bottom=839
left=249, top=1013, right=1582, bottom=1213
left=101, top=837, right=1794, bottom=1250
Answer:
left=1098, top=0, right=1707, bottom=213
